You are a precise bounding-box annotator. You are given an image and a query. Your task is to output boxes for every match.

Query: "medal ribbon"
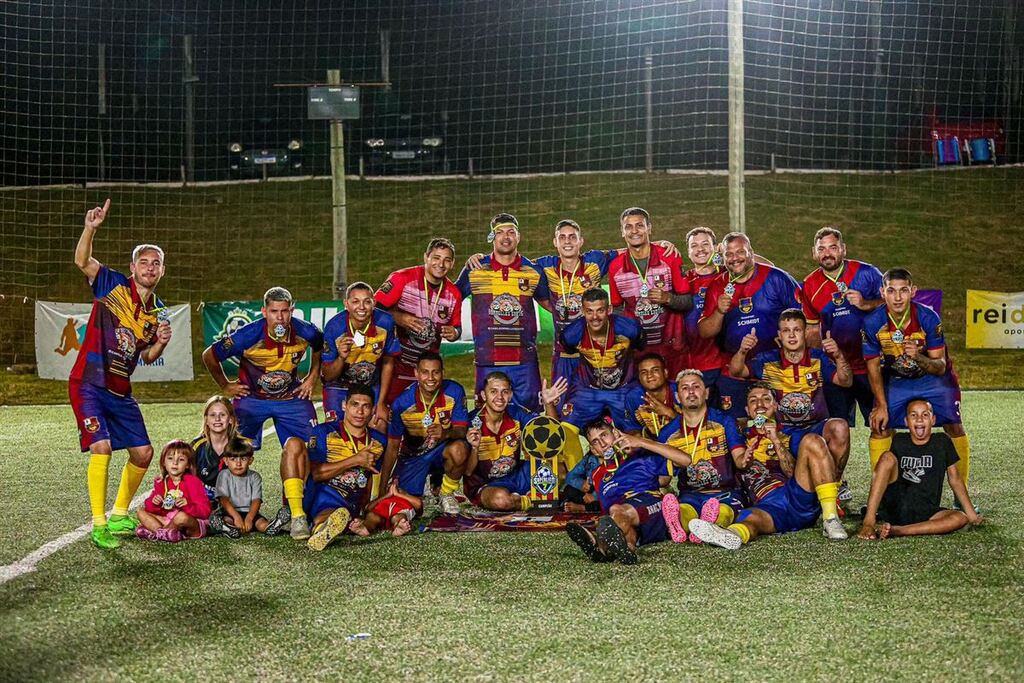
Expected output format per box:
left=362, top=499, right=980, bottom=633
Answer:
left=729, top=265, right=755, bottom=286
left=342, top=424, right=370, bottom=454
left=419, top=386, right=442, bottom=424
left=585, top=322, right=612, bottom=375
left=558, top=259, right=580, bottom=317
left=887, top=308, right=911, bottom=339
left=422, top=272, right=443, bottom=321
left=629, top=252, right=650, bottom=294
left=647, top=386, right=674, bottom=434
left=683, top=413, right=706, bottom=462
left=821, top=261, right=847, bottom=287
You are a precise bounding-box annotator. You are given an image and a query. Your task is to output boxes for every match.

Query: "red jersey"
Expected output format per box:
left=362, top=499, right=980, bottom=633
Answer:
left=375, top=265, right=463, bottom=370
left=607, top=244, right=690, bottom=348
left=683, top=267, right=729, bottom=371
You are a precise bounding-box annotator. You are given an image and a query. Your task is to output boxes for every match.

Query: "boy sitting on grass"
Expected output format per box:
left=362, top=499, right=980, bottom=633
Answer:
left=858, top=398, right=983, bottom=540
left=210, top=437, right=271, bottom=538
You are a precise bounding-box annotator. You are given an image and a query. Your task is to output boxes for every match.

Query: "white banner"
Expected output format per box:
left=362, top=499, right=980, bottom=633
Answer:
left=35, top=301, right=194, bottom=381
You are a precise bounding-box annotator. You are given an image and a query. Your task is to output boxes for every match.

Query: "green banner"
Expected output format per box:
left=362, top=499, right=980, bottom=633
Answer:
left=202, top=299, right=556, bottom=369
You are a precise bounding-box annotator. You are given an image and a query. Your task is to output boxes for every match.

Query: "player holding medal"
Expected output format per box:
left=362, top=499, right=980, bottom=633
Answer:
left=861, top=268, right=972, bottom=494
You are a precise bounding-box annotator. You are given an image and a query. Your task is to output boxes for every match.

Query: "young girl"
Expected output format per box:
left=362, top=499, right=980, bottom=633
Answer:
left=191, top=396, right=238, bottom=502
left=136, top=440, right=212, bottom=542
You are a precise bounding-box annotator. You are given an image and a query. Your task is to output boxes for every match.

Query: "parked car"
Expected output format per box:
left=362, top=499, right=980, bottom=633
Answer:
left=227, top=138, right=304, bottom=178
left=360, top=112, right=445, bottom=174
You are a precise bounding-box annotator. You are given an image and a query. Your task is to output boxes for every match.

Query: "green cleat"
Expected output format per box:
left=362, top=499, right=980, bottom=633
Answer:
left=91, top=526, right=121, bottom=549
left=107, top=514, right=139, bottom=536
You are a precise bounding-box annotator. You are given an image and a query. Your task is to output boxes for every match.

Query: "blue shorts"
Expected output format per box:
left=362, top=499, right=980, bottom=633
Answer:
left=739, top=477, right=820, bottom=533
left=551, top=353, right=580, bottom=386
left=561, top=384, right=634, bottom=430
left=678, top=489, right=745, bottom=514
left=234, top=396, right=317, bottom=450
left=306, top=482, right=362, bottom=521
left=394, top=441, right=456, bottom=496
left=781, top=421, right=826, bottom=456
left=715, top=373, right=752, bottom=419
left=886, top=373, right=963, bottom=428
left=69, top=381, right=151, bottom=453
left=476, top=363, right=541, bottom=412
left=470, top=464, right=531, bottom=505
left=825, top=374, right=873, bottom=427
left=611, top=492, right=669, bottom=546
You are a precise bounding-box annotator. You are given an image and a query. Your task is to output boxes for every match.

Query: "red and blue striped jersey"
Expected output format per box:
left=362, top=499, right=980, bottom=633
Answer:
left=801, top=260, right=883, bottom=375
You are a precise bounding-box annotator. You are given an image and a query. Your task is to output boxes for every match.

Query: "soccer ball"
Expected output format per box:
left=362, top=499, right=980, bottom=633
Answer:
left=521, top=416, right=565, bottom=460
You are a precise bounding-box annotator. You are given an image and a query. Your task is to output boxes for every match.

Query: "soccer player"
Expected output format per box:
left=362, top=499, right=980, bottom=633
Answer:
left=801, top=226, right=884, bottom=426
left=688, top=382, right=848, bottom=549
left=321, top=281, right=401, bottom=429
left=201, top=286, right=322, bottom=540
left=71, top=199, right=173, bottom=549
left=464, top=371, right=568, bottom=512
left=621, top=353, right=681, bottom=439
left=608, top=207, right=693, bottom=377
left=682, top=227, right=729, bottom=398
left=564, top=420, right=692, bottom=565
left=455, top=214, right=551, bottom=410
left=863, top=268, right=972, bottom=490
left=858, top=399, right=982, bottom=540
left=378, top=351, right=470, bottom=515
left=558, top=288, right=645, bottom=428
left=657, top=369, right=746, bottom=544
left=698, top=232, right=801, bottom=418
left=375, top=237, right=463, bottom=404
left=727, top=308, right=853, bottom=494
left=303, top=385, right=387, bottom=551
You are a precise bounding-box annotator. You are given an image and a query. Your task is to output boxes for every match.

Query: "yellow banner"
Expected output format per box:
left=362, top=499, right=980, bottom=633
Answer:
left=966, top=290, right=1024, bottom=349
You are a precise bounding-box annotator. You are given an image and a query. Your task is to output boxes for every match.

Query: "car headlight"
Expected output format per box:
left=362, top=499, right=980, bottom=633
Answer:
left=288, top=139, right=302, bottom=151
left=228, top=143, right=242, bottom=153
left=366, top=138, right=385, bottom=148
left=422, top=137, right=442, bottom=147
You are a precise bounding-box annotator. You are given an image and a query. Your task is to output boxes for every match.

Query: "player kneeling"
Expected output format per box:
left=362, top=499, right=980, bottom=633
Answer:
left=689, top=382, right=848, bottom=549
left=858, top=398, right=982, bottom=540
left=565, top=420, right=691, bottom=565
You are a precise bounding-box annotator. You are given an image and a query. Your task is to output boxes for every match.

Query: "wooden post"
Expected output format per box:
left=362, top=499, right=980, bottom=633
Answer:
left=727, top=0, right=746, bottom=234
left=328, top=69, right=348, bottom=299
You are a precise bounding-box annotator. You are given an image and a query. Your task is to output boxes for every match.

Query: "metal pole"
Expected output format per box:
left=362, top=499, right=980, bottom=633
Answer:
left=98, top=43, right=106, bottom=182
left=644, top=47, right=654, bottom=173
left=183, top=35, right=198, bottom=184
left=328, top=69, right=348, bottom=299
left=727, top=0, right=746, bottom=234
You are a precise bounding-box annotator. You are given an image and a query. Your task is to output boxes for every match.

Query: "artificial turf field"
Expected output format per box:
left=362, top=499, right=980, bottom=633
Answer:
left=1, top=393, right=1022, bottom=681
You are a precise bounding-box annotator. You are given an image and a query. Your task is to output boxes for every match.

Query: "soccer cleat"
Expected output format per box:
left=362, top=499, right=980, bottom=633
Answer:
left=264, top=507, right=291, bottom=536
left=207, top=512, right=225, bottom=534
left=660, top=494, right=687, bottom=544
left=222, top=524, right=242, bottom=540
left=91, top=526, right=121, bottom=549
left=688, top=519, right=742, bottom=550
left=822, top=517, right=848, bottom=541
left=107, top=514, right=139, bottom=536
left=307, top=508, right=351, bottom=552
left=837, top=481, right=854, bottom=503
left=438, top=494, right=461, bottom=515
left=690, top=497, right=722, bottom=545
left=596, top=516, right=638, bottom=565
left=290, top=515, right=312, bottom=541
left=566, top=522, right=611, bottom=562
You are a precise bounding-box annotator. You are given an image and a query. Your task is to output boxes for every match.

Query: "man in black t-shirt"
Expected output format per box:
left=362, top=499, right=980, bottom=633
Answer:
left=858, top=398, right=982, bottom=540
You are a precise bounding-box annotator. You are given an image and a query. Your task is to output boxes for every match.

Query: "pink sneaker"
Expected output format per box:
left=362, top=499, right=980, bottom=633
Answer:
left=661, top=493, right=687, bottom=543
left=135, top=527, right=157, bottom=541
left=688, top=497, right=722, bottom=544
left=154, top=527, right=183, bottom=543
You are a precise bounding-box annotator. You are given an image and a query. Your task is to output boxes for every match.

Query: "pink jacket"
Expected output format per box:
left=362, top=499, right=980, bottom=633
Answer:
left=143, top=473, right=212, bottom=519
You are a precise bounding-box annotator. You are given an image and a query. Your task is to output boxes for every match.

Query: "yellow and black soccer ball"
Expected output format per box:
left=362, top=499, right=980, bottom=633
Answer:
left=521, top=416, right=566, bottom=460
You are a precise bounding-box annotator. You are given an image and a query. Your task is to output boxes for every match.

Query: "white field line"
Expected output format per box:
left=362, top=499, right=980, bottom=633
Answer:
left=0, top=404, right=321, bottom=585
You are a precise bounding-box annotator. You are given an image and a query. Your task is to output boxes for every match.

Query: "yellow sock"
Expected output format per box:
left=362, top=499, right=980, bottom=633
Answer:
left=727, top=523, right=751, bottom=544
left=815, top=482, right=840, bottom=520
left=283, top=478, right=305, bottom=518
left=87, top=453, right=112, bottom=528
left=717, top=504, right=736, bottom=527
left=112, top=461, right=148, bottom=517
left=678, top=503, right=698, bottom=530
left=869, top=435, right=892, bottom=471
left=950, top=434, right=970, bottom=486
left=519, top=495, right=532, bottom=512
left=440, top=474, right=460, bottom=496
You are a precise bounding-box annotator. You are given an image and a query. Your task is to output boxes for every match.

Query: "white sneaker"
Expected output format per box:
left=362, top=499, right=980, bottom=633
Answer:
left=837, top=481, right=854, bottom=503
left=438, top=494, right=460, bottom=515
left=688, top=519, right=742, bottom=550
left=290, top=515, right=311, bottom=541
left=822, top=516, right=848, bottom=541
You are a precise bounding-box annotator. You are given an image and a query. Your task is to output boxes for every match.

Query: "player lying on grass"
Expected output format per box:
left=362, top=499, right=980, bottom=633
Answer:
left=136, top=440, right=211, bottom=542
left=858, top=398, right=982, bottom=540
left=688, top=382, right=848, bottom=549
left=565, top=420, right=691, bottom=565
left=72, top=199, right=173, bottom=549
